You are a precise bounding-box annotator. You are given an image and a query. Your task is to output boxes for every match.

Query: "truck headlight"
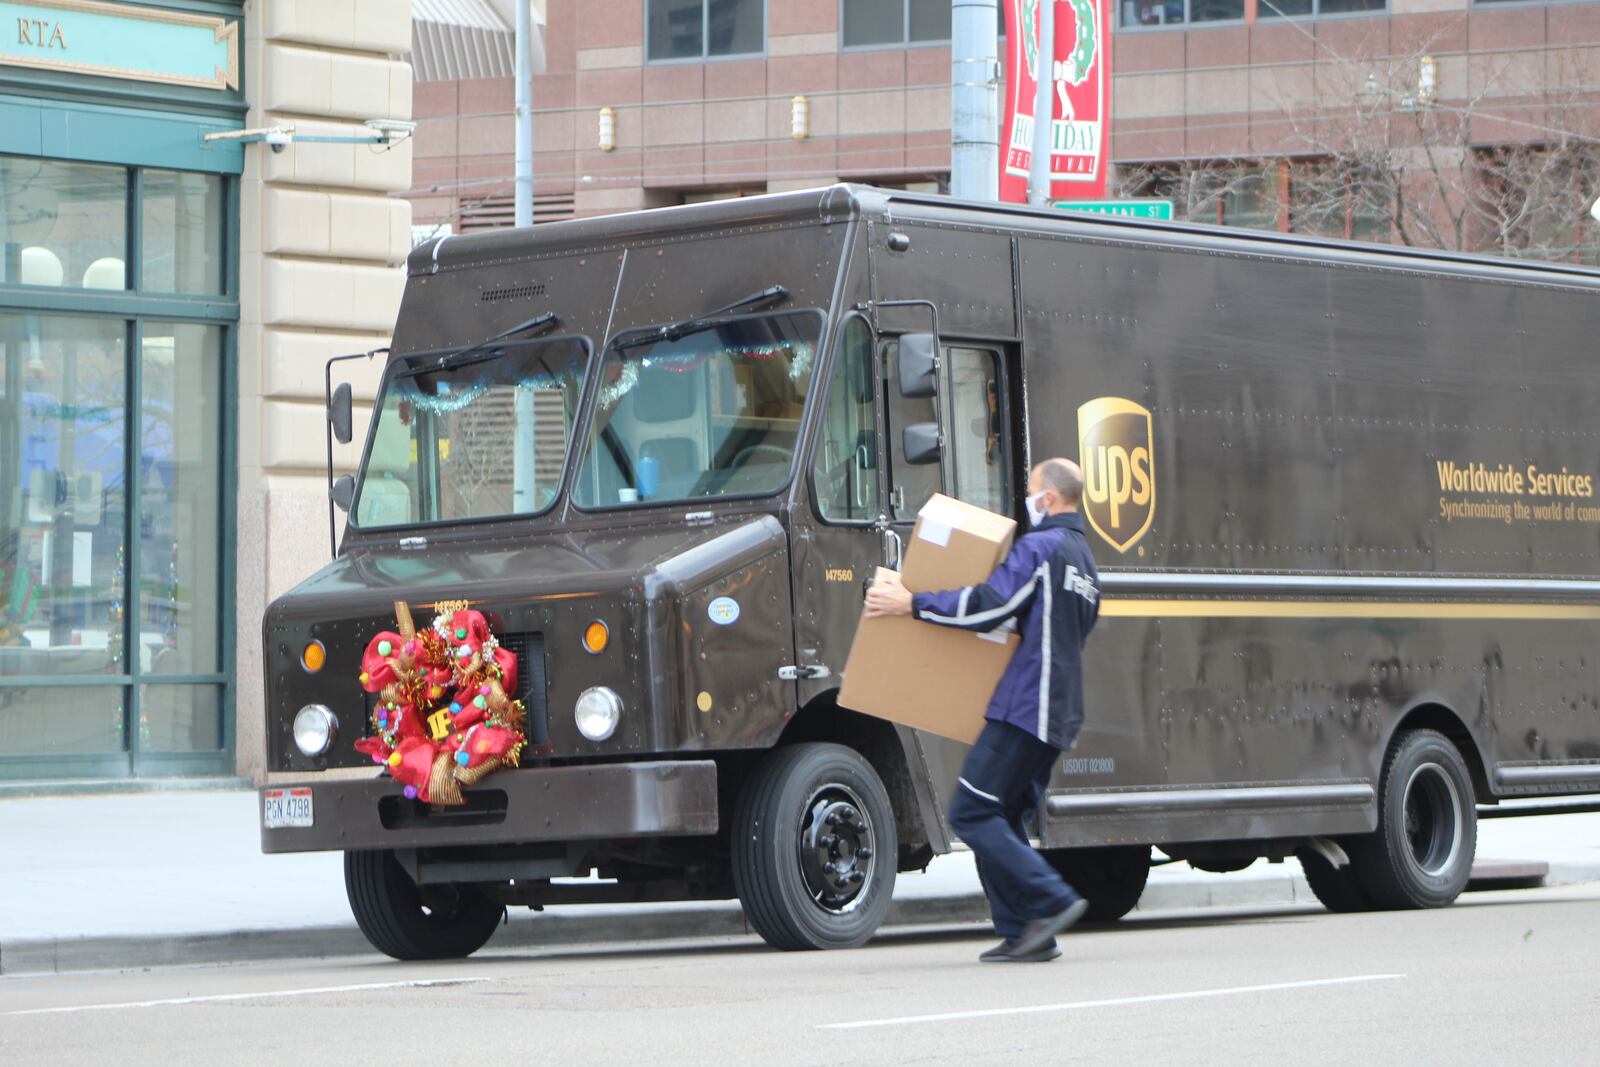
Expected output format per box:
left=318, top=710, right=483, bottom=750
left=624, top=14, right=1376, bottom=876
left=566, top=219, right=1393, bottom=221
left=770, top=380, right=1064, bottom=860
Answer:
left=293, top=704, right=337, bottom=756
left=575, top=687, right=622, bottom=741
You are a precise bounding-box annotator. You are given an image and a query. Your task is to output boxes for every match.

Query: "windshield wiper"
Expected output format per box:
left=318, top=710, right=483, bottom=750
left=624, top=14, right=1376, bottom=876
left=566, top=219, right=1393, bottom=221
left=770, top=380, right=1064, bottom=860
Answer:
left=407, top=311, right=561, bottom=374
left=617, top=285, right=789, bottom=349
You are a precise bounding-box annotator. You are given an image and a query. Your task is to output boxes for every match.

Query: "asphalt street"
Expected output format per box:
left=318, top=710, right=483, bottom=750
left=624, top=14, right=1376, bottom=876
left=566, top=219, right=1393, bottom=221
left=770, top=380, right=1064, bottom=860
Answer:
left=5, top=882, right=1598, bottom=1066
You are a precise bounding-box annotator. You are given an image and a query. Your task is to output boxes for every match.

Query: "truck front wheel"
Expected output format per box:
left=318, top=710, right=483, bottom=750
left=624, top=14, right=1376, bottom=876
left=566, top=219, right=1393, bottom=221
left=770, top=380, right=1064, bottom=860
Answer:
left=344, top=848, right=504, bottom=960
left=732, top=742, right=898, bottom=950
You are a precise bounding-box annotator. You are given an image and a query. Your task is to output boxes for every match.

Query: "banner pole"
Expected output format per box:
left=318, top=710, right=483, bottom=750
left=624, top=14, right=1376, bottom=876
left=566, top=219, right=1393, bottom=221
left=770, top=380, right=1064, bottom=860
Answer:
left=1027, top=0, right=1055, bottom=206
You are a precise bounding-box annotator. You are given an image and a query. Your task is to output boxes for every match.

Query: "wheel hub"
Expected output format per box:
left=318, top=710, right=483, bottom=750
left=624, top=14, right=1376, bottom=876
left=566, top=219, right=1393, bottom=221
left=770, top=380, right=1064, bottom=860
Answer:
left=798, top=788, right=875, bottom=913
left=1403, top=761, right=1462, bottom=878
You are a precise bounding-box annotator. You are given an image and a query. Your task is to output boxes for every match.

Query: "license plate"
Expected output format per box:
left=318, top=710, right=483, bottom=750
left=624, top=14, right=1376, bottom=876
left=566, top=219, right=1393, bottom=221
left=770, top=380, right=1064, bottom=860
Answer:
left=263, top=787, right=314, bottom=829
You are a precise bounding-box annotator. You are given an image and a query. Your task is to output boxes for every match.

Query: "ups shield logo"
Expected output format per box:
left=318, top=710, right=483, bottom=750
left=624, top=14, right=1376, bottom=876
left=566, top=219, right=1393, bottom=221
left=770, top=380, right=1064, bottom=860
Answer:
left=1077, top=397, right=1155, bottom=553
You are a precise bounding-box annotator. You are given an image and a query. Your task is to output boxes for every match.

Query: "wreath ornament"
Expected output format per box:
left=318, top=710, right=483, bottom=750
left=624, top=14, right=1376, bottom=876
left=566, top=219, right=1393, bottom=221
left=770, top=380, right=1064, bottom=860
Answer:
left=353, top=600, right=527, bottom=805
left=1063, top=0, right=1098, bottom=87
left=1022, top=0, right=1099, bottom=89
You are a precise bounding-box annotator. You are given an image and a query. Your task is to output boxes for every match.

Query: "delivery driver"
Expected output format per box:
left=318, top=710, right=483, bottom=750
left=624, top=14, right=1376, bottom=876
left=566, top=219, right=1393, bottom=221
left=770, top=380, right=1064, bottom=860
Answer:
left=864, top=458, right=1100, bottom=962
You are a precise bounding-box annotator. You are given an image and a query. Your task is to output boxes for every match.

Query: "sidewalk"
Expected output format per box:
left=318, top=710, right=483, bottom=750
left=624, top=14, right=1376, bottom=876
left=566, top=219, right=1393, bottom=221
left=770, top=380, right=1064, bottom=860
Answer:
left=5, top=789, right=1600, bottom=976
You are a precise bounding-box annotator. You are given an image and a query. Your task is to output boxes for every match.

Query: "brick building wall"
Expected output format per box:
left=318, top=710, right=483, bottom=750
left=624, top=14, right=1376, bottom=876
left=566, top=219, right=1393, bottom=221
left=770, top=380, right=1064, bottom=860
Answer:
left=404, top=1, right=1600, bottom=256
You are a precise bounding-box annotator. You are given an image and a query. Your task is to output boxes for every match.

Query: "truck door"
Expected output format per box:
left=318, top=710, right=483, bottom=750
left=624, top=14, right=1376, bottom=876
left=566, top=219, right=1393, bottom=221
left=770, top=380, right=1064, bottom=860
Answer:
left=791, top=312, right=886, bottom=705
left=881, top=335, right=1017, bottom=820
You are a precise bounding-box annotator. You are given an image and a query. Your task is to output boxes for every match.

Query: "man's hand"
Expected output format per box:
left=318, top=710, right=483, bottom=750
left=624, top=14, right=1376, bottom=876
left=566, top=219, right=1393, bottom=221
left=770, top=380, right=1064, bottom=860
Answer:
left=863, top=571, right=913, bottom=618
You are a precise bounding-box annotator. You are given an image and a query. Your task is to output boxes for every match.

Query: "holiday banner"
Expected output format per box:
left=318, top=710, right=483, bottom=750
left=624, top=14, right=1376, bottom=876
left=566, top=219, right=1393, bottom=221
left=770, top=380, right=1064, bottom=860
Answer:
left=1000, top=0, right=1113, bottom=203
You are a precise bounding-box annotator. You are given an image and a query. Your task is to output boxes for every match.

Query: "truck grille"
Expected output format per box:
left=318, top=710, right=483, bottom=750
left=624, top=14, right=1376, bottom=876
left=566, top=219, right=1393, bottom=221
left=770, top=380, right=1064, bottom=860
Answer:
left=500, top=631, right=550, bottom=750
left=358, top=632, right=549, bottom=753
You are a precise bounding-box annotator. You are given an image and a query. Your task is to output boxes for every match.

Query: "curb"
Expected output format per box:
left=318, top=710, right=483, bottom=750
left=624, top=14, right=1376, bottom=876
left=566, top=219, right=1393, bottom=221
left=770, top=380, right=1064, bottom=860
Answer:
left=6, top=862, right=1598, bottom=977
left=0, top=778, right=252, bottom=800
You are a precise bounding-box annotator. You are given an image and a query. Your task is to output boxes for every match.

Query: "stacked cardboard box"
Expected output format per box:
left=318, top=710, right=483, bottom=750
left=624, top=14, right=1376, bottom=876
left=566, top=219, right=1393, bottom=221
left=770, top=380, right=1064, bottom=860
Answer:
left=838, top=494, right=1020, bottom=744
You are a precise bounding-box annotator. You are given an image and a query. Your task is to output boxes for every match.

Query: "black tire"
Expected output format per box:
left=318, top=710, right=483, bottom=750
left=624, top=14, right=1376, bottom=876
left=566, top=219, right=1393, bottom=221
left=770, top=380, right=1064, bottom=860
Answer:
left=1041, top=846, right=1151, bottom=922
left=1348, top=728, right=1477, bottom=909
left=732, top=742, right=898, bottom=950
left=1296, top=846, right=1375, bottom=913
left=344, top=849, right=504, bottom=960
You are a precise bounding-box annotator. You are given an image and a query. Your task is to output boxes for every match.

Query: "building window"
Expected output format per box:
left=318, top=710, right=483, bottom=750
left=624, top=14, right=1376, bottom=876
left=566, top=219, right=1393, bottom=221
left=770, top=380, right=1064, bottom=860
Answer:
left=1, top=153, right=232, bottom=778
left=1257, top=0, right=1384, bottom=17
left=0, top=157, right=128, bottom=291
left=1123, top=162, right=1280, bottom=227
left=842, top=0, right=951, bottom=47
left=1287, top=160, right=1394, bottom=242
left=1120, top=0, right=1243, bottom=28
left=646, top=0, right=764, bottom=61
left=1477, top=145, right=1600, bottom=265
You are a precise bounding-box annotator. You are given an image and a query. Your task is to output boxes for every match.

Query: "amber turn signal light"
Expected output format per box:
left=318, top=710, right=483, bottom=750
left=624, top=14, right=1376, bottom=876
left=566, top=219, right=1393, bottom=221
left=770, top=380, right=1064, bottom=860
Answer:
left=301, top=640, right=327, bottom=673
left=582, top=620, right=609, bottom=655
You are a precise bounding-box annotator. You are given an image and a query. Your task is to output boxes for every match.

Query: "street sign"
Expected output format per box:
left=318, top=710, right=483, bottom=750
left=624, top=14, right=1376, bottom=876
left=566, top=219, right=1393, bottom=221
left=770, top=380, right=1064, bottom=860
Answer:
left=1052, top=198, right=1174, bottom=221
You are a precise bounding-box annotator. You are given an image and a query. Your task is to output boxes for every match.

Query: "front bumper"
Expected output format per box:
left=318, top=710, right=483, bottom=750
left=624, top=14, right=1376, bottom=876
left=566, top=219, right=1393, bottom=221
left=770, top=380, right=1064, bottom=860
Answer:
left=260, top=760, right=719, bottom=854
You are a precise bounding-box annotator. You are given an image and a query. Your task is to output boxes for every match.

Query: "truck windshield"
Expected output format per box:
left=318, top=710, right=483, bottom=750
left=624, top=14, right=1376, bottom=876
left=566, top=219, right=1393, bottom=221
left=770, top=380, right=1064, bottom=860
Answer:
left=571, top=310, right=820, bottom=508
left=352, top=337, right=590, bottom=528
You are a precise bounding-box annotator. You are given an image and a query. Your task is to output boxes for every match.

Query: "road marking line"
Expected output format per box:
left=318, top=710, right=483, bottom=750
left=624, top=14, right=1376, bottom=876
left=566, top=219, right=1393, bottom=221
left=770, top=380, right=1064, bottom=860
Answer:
left=3, top=977, right=490, bottom=1016
left=819, top=973, right=1407, bottom=1030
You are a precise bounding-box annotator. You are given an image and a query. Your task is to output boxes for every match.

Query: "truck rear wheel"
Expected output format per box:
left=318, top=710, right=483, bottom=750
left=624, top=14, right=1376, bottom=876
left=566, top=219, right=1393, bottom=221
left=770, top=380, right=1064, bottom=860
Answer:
left=1296, top=847, right=1374, bottom=913
left=732, top=742, right=898, bottom=950
left=344, top=849, right=504, bottom=960
left=1041, top=846, right=1151, bottom=922
left=1348, top=729, right=1477, bottom=909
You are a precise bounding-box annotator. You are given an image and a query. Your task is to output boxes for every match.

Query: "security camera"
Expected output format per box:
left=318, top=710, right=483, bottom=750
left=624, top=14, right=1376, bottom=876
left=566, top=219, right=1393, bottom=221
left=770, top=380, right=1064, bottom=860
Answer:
left=365, top=119, right=417, bottom=139
left=264, top=127, right=292, bottom=153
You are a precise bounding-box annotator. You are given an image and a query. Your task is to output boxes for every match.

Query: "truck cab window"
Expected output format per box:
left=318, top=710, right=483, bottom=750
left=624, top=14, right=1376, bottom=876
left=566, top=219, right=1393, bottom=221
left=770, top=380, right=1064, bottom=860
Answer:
left=882, top=339, right=1006, bottom=520
left=353, top=337, right=589, bottom=527
left=573, top=310, right=820, bottom=508
left=944, top=346, right=1006, bottom=515
left=812, top=316, right=877, bottom=522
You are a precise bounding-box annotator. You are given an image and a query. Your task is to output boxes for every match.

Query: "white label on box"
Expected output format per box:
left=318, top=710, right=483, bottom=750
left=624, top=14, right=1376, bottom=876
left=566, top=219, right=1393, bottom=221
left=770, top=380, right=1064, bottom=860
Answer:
left=917, top=519, right=953, bottom=547
left=977, top=630, right=1010, bottom=644
left=918, top=496, right=966, bottom=525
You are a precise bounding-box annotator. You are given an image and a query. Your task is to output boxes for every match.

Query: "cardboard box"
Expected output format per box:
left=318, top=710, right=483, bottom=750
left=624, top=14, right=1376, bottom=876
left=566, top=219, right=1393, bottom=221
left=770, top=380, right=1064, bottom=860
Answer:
left=900, top=493, right=1017, bottom=594
left=837, top=495, right=1020, bottom=745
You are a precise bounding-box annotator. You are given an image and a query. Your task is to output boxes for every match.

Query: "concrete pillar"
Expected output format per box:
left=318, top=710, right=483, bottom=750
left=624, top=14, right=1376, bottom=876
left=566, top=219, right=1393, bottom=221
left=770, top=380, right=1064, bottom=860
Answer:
left=236, top=0, right=415, bottom=782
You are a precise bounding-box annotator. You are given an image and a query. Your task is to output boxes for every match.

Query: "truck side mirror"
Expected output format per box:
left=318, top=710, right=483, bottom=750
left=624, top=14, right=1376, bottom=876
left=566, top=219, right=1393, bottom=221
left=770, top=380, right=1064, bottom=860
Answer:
left=329, top=382, right=354, bottom=444
left=331, top=474, right=355, bottom=513
left=897, top=333, right=938, bottom=399
left=902, top=422, right=940, bottom=465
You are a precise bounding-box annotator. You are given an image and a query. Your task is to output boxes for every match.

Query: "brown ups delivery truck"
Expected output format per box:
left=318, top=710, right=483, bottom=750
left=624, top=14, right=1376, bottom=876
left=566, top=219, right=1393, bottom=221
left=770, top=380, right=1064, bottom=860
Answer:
left=261, top=185, right=1600, bottom=959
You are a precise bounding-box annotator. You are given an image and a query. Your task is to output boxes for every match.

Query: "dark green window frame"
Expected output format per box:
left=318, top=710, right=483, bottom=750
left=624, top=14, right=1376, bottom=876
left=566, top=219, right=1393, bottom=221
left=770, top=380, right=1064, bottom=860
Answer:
left=0, top=160, right=239, bottom=781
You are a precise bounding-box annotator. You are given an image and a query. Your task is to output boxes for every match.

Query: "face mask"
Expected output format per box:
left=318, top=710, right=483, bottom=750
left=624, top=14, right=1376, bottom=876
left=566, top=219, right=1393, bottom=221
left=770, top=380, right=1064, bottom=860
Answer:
left=1025, top=491, right=1049, bottom=527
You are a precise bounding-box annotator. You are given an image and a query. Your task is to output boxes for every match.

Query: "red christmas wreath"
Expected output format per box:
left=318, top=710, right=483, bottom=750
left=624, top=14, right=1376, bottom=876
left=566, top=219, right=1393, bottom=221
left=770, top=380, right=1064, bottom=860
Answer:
left=353, top=601, right=526, bottom=805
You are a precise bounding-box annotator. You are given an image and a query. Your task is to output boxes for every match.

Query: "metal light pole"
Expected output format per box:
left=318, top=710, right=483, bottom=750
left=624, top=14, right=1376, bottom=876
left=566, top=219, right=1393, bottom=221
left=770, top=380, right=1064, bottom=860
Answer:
left=951, top=0, right=1000, bottom=201
left=514, top=0, right=534, bottom=228
left=1027, top=0, right=1054, bottom=206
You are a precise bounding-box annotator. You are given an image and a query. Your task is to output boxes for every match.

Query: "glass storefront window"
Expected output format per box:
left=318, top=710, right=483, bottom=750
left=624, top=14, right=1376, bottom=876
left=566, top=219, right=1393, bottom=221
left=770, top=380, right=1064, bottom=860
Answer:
left=140, top=684, right=221, bottom=754
left=0, top=686, right=126, bottom=757
left=0, top=157, right=128, bottom=291
left=0, top=313, right=128, bottom=677
left=0, top=153, right=231, bottom=781
left=142, top=171, right=225, bottom=295
left=140, top=323, right=222, bottom=674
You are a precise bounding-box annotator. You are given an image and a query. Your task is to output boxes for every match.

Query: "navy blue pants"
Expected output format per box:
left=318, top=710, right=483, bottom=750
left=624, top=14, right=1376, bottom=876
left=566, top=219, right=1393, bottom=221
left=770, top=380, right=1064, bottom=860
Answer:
left=948, top=719, right=1079, bottom=940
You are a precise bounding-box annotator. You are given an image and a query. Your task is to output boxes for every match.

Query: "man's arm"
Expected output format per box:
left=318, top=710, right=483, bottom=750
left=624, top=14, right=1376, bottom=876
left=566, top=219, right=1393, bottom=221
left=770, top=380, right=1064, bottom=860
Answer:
left=908, top=542, right=1044, bottom=633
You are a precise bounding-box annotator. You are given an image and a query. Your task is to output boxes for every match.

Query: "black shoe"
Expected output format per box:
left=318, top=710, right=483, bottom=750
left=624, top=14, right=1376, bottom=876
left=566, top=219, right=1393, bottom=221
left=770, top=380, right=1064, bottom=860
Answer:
left=979, top=937, right=1062, bottom=963
left=1012, top=897, right=1089, bottom=958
